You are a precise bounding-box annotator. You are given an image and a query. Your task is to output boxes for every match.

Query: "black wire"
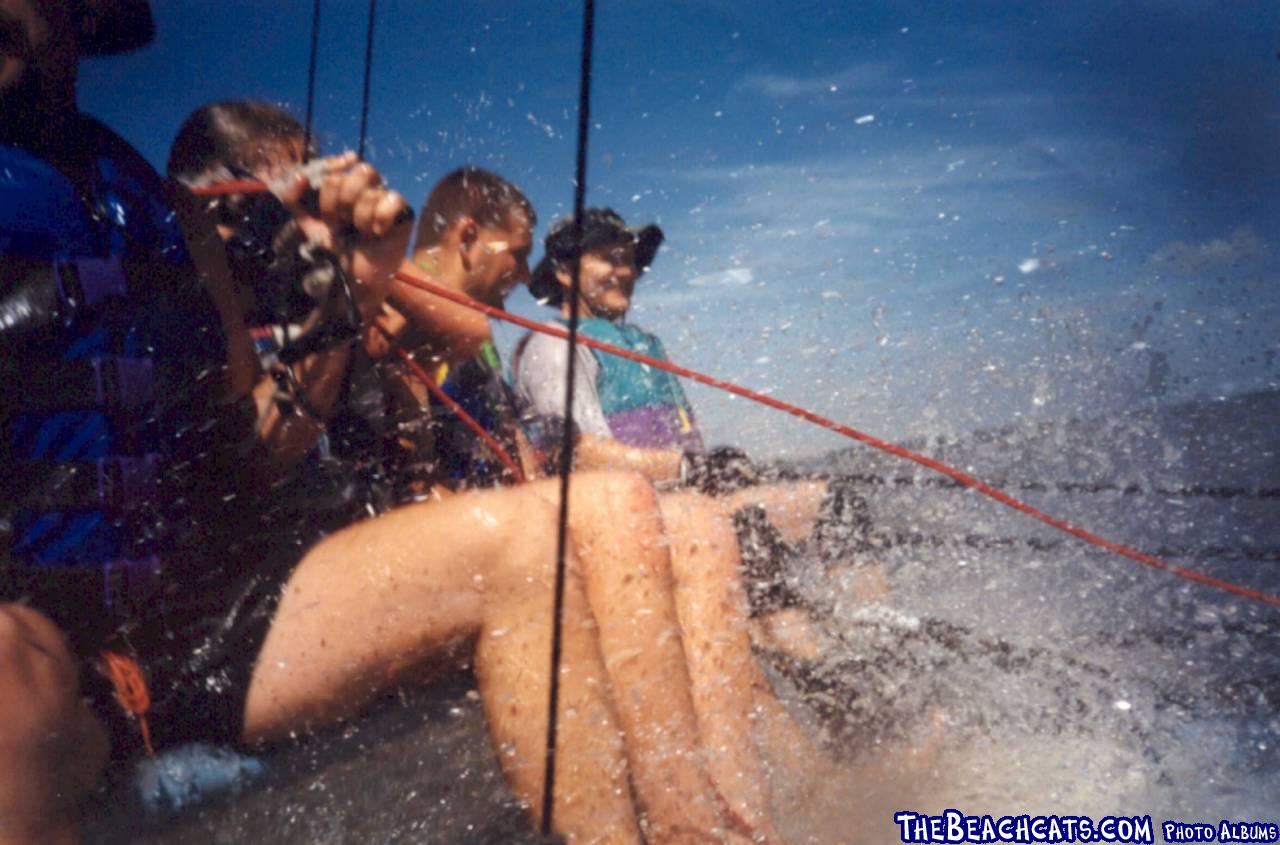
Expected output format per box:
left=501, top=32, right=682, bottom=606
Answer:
left=357, top=0, right=378, bottom=160
left=541, top=0, right=595, bottom=834
left=302, top=0, right=321, bottom=163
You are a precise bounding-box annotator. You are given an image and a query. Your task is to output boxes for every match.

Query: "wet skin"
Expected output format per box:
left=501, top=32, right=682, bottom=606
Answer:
left=555, top=240, right=638, bottom=321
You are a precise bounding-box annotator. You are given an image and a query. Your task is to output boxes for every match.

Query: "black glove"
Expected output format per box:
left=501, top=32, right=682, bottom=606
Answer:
left=679, top=446, right=760, bottom=495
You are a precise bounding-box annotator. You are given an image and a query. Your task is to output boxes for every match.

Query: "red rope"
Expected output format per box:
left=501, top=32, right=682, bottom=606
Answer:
left=190, top=179, right=271, bottom=196
left=392, top=267, right=1280, bottom=610
left=379, top=326, right=526, bottom=483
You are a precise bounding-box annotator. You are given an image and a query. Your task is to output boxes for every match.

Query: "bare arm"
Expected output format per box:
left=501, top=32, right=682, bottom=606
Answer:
left=390, top=263, right=492, bottom=364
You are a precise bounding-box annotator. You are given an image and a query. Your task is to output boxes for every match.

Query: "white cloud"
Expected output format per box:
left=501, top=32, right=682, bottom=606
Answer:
left=687, top=267, right=755, bottom=287
left=736, top=62, right=896, bottom=98
left=1150, top=226, right=1269, bottom=275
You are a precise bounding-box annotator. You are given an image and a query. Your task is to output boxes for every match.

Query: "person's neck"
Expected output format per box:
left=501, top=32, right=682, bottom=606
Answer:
left=412, top=247, right=467, bottom=293
left=561, top=301, right=622, bottom=322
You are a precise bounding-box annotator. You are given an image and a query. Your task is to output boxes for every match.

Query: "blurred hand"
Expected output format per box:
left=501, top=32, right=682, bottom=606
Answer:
left=363, top=302, right=408, bottom=360
left=278, top=155, right=412, bottom=323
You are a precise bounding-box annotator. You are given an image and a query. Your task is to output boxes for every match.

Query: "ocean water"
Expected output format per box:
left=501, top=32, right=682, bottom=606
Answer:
left=774, top=390, right=1279, bottom=843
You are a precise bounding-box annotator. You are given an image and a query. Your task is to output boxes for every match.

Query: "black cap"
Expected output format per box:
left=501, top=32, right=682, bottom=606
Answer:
left=80, top=0, right=155, bottom=56
left=529, top=208, right=664, bottom=306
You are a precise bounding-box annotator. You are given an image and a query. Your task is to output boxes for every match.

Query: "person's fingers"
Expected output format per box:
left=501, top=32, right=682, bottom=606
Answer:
left=314, top=155, right=360, bottom=217
left=371, top=189, right=411, bottom=238
left=377, top=302, right=408, bottom=334
left=338, top=163, right=382, bottom=216
left=0, top=605, right=78, bottom=696
left=362, top=323, right=391, bottom=359
left=330, top=151, right=359, bottom=170
left=317, top=168, right=344, bottom=220
left=350, top=185, right=385, bottom=236
left=275, top=170, right=311, bottom=214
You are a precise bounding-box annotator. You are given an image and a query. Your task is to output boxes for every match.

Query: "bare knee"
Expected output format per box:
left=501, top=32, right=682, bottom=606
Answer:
left=659, top=491, right=739, bottom=550
left=572, top=471, right=663, bottom=528
left=0, top=605, right=107, bottom=828
left=0, top=604, right=80, bottom=714
left=587, top=470, right=657, bottom=503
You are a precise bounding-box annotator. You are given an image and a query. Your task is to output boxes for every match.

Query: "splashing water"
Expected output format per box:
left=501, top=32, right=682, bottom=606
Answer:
left=766, top=392, right=1279, bottom=843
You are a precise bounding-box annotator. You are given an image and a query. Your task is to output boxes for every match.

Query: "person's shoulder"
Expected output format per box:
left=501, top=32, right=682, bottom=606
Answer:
left=617, top=319, right=667, bottom=351
left=0, top=142, right=90, bottom=257
left=519, top=324, right=566, bottom=355
left=515, top=322, right=596, bottom=390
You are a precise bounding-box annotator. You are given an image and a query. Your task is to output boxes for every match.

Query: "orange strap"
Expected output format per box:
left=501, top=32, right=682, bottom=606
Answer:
left=101, top=649, right=155, bottom=756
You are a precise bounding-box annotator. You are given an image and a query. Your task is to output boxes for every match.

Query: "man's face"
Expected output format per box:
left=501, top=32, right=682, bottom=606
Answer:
left=467, top=211, right=533, bottom=307
left=559, top=239, right=638, bottom=320
left=0, top=1, right=75, bottom=104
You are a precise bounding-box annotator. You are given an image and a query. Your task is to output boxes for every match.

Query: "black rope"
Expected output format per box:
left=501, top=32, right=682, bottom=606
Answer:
left=542, top=0, right=596, bottom=834
left=357, top=0, right=378, bottom=160
left=301, top=0, right=321, bottom=163
left=831, top=471, right=1280, bottom=501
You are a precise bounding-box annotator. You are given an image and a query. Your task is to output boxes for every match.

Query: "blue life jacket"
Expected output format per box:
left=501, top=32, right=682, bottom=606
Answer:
left=572, top=317, right=704, bottom=451
left=1, top=117, right=228, bottom=600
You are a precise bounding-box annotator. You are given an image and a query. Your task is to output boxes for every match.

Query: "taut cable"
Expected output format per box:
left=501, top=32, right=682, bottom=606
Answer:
left=542, top=0, right=597, bottom=833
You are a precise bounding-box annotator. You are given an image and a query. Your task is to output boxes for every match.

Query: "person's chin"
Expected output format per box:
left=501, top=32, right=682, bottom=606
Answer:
left=0, top=57, right=26, bottom=93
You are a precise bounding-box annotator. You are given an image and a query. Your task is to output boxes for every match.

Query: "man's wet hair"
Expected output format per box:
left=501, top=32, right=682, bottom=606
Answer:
left=166, top=99, right=337, bottom=326
left=167, top=99, right=309, bottom=186
left=414, top=166, right=535, bottom=248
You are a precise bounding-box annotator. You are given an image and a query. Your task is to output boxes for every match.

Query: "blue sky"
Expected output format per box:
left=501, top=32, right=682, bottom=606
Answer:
left=80, top=1, right=1280, bottom=458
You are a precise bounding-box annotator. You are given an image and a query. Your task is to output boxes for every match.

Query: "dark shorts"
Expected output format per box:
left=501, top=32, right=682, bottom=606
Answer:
left=2, top=538, right=304, bottom=763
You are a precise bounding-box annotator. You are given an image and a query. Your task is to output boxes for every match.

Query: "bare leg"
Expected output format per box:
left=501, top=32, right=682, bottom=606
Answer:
left=720, top=480, right=827, bottom=544
left=475, top=558, right=641, bottom=844
left=0, top=605, right=108, bottom=845
left=245, top=481, right=728, bottom=844
left=659, top=493, right=797, bottom=844
left=527, top=473, right=736, bottom=842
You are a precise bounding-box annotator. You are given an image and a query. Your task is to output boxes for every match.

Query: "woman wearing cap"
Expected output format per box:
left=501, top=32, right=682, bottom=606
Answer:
left=514, top=209, right=708, bottom=470
left=514, top=209, right=845, bottom=537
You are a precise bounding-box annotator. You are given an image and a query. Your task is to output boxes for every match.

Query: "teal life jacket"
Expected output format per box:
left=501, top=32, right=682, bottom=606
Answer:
left=572, top=317, right=704, bottom=451
left=1, top=117, right=230, bottom=602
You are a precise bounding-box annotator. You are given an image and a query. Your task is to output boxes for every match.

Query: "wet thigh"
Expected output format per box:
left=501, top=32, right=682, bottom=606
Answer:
left=0, top=604, right=108, bottom=819
left=243, top=491, right=559, bottom=742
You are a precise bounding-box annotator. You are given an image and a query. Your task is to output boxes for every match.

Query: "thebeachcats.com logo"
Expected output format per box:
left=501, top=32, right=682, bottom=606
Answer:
left=893, top=810, right=1280, bottom=844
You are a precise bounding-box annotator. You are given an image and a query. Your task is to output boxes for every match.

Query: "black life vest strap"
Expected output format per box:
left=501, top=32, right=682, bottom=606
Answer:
left=4, top=355, right=155, bottom=414
left=102, top=555, right=162, bottom=610
left=5, top=455, right=159, bottom=512
left=56, top=255, right=130, bottom=309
